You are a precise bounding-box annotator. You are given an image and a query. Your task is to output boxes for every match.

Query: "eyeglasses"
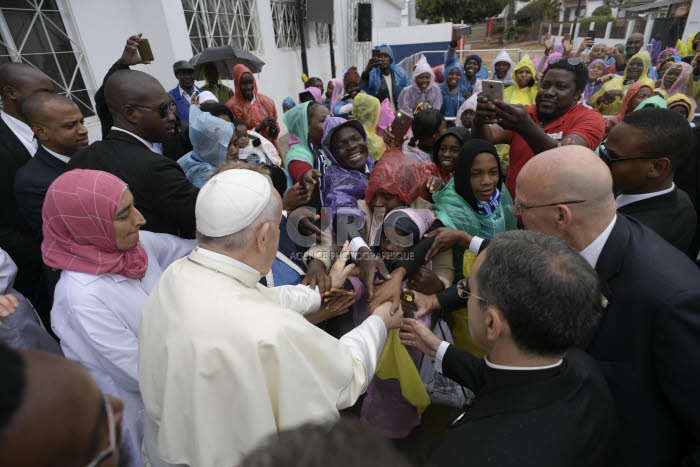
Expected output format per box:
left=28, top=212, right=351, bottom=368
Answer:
left=126, top=101, right=173, bottom=119
left=598, top=141, right=662, bottom=169
left=85, top=394, right=117, bottom=467
left=456, top=278, right=487, bottom=302
left=549, top=57, right=583, bottom=66
left=513, top=199, right=586, bottom=216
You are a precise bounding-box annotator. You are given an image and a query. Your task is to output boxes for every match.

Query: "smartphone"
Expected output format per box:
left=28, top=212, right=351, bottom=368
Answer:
left=137, top=38, right=154, bottom=62
left=454, top=25, right=471, bottom=37
left=481, top=80, right=504, bottom=102
left=391, top=110, right=414, bottom=140
left=589, top=29, right=597, bottom=41
left=372, top=49, right=380, bottom=59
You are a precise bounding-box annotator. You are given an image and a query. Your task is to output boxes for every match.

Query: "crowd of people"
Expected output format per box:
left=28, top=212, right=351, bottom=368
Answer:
left=1, top=26, right=700, bottom=467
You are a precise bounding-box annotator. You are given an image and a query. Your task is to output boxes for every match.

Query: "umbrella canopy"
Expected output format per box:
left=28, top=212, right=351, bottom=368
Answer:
left=190, top=46, right=265, bottom=80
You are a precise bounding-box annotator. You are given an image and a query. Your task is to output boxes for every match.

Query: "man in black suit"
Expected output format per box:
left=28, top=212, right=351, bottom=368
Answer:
left=603, top=107, right=697, bottom=255
left=674, top=124, right=700, bottom=261
left=513, top=145, right=700, bottom=467
left=0, top=62, right=54, bottom=307
left=68, top=69, right=199, bottom=238
left=14, top=93, right=89, bottom=240
left=401, top=230, right=618, bottom=467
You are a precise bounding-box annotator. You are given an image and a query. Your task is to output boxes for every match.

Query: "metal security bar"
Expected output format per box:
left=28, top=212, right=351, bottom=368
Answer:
left=182, top=0, right=262, bottom=53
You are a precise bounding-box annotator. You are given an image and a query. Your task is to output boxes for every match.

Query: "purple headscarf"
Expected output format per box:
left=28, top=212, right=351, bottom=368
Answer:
left=584, top=59, right=606, bottom=102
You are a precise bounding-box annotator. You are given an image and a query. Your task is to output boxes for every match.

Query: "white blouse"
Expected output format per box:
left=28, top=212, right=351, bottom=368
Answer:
left=51, top=231, right=196, bottom=466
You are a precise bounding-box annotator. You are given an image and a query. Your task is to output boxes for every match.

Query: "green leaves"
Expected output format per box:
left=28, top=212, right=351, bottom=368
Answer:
left=416, top=0, right=510, bottom=24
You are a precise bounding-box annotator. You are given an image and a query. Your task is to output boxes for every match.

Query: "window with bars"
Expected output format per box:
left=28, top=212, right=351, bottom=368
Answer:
left=315, top=22, right=329, bottom=46
left=0, top=0, right=94, bottom=117
left=270, top=0, right=300, bottom=50
left=182, top=0, right=261, bottom=54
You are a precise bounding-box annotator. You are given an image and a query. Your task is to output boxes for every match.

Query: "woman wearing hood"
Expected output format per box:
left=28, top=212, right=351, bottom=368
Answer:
left=398, top=55, right=443, bottom=115
left=354, top=93, right=387, bottom=161
left=490, top=49, right=515, bottom=86
left=591, top=50, right=655, bottom=115
left=659, top=61, right=694, bottom=99
left=431, top=139, right=516, bottom=280
left=283, top=101, right=331, bottom=209
left=503, top=55, right=538, bottom=105
left=440, top=52, right=468, bottom=118
left=177, top=105, right=238, bottom=188
left=667, top=93, right=696, bottom=123
left=584, top=59, right=606, bottom=104
left=444, top=30, right=482, bottom=100
left=603, top=81, right=655, bottom=135
left=425, top=126, right=471, bottom=190
left=225, top=64, right=280, bottom=155
left=325, top=77, right=344, bottom=112
left=675, top=31, right=699, bottom=59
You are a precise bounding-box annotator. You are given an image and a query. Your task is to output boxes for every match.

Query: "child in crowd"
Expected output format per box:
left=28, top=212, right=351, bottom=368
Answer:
left=398, top=55, right=443, bottom=115
left=235, top=122, right=282, bottom=166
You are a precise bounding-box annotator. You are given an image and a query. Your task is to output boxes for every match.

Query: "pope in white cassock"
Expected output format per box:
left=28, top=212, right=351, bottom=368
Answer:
left=138, top=169, right=401, bottom=467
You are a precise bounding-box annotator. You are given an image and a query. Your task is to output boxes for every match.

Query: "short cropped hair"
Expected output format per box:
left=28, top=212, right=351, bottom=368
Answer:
left=21, top=92, right=76, bottom=125
left=239, top=418, right=413, bottom=467
left=199, top=102, right=235, bottom=122
left=543, top=58, right=588, bottom=91
left=477, top=230, right=602, bottom=357
left=621, top=107, right=693, bottom=171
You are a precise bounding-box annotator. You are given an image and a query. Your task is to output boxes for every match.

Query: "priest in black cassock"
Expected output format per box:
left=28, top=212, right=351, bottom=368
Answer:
left=401, top=230, right=618, bottom=467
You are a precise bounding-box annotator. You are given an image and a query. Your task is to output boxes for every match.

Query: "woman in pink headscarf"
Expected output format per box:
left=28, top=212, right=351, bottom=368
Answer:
left=42, top=169, right=195, bottom=467
left=659, top=61, right=694, bottom=98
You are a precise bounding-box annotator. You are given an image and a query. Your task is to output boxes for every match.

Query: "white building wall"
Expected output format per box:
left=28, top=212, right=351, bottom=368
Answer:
left=63, top=0, right=350, bottom=140
left=374, top=0, right=403, bottom=28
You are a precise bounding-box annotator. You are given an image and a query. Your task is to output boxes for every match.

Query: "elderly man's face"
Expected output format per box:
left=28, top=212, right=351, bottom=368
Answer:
left=536, top=69, right=580, bottom=121
left=590, top=44, right=607, bottom=61
left=514, top=170, right=563, bottom=240
left=261, top=190, right=283, bottom=273
left=176, top=70, right=195, bottom=90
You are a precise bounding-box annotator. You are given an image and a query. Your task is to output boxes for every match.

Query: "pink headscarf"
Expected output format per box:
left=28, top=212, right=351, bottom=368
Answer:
left=42, top=169, right=148, bottom=279
left=328, top=77, right=344, bottom=111
left=375, top=97, right=395, bottom=137
left=660, top=61, right=694, bottom=98
left=299, top=86, right=323, bottom=104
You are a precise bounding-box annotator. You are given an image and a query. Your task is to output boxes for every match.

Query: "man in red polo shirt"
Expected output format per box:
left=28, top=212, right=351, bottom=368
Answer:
left=473, top=57, right=605, bottom=196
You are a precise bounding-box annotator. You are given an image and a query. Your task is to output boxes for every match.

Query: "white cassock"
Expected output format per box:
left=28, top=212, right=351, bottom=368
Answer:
left=138, top=247, right=388, bottom=467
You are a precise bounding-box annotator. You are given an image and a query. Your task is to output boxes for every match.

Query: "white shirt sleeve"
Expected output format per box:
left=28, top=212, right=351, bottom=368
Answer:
left=435, top=340, right=451, bottom=374
left=140, top=231, right=197, bottom=269
left=350, top=236, right=370, bottom=261
left=272, top=285, right=322, bottom=315
left=339, top=315, right=387, bottom=381
left=469, top=236, right=484, bottom=255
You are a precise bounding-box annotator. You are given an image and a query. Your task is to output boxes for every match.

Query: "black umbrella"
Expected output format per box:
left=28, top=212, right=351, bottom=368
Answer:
left=189, top=46, right=265, bottom=80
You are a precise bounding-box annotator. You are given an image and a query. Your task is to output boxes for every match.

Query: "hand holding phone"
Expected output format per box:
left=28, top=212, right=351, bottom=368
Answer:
left=137, top=38, right=155, bottom=63
left=480, top=80, right=504, bottom=102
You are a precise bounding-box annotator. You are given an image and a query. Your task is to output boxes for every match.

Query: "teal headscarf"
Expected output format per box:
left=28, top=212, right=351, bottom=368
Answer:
left=283, top=101, right=314, bottom=166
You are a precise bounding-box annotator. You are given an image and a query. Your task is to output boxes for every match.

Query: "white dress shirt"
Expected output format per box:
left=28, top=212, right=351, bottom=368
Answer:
left=43, top=146, right=70, bottom=164
left=111, top=126, right=159, bottom=153
left=1, top=111, right=38, bottom=156
left=616, top=183, right=675, bottom=209
left=51, top=231, right=195, bottom=466
left=579, top=215, right=617, bottom=268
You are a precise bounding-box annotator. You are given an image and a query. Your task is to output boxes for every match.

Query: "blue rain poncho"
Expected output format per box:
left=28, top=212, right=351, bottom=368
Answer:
left=177, top=105, right=233, bottom=188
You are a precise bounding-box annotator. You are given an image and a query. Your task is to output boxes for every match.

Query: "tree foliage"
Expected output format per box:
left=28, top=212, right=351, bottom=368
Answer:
left=514, top=0, right=562, bottom=23
left=415, top=0, right=510, bottom=24
left=592, top=4, right=612, bottom=16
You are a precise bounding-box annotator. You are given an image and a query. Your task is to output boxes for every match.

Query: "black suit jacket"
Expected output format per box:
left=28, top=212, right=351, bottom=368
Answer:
left=0, top=115, right=43, bottom=300
left=68, top=131, right=198, bottom=238
left=428, top=348, right=618, bottom=467
left=588, top=214, right=700, bottom=467
left=617, top=187, right=697, bottom=255
left=674, top=126, right=700, bottom=260
left=13, top=145, right=68, bottom=240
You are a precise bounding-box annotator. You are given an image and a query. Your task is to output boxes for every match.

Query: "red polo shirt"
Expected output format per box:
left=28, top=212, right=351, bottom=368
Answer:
left=505, top=104, right=605, bottom=196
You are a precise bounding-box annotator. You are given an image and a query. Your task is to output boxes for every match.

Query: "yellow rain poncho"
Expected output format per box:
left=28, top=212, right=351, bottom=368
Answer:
left=503, top=55, right=538, bottom=105
left=353, top=93, right=386, bottom=161
left=590, top=51, right=655, bottom=116
left=675, top=32, right=699, bottom=58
